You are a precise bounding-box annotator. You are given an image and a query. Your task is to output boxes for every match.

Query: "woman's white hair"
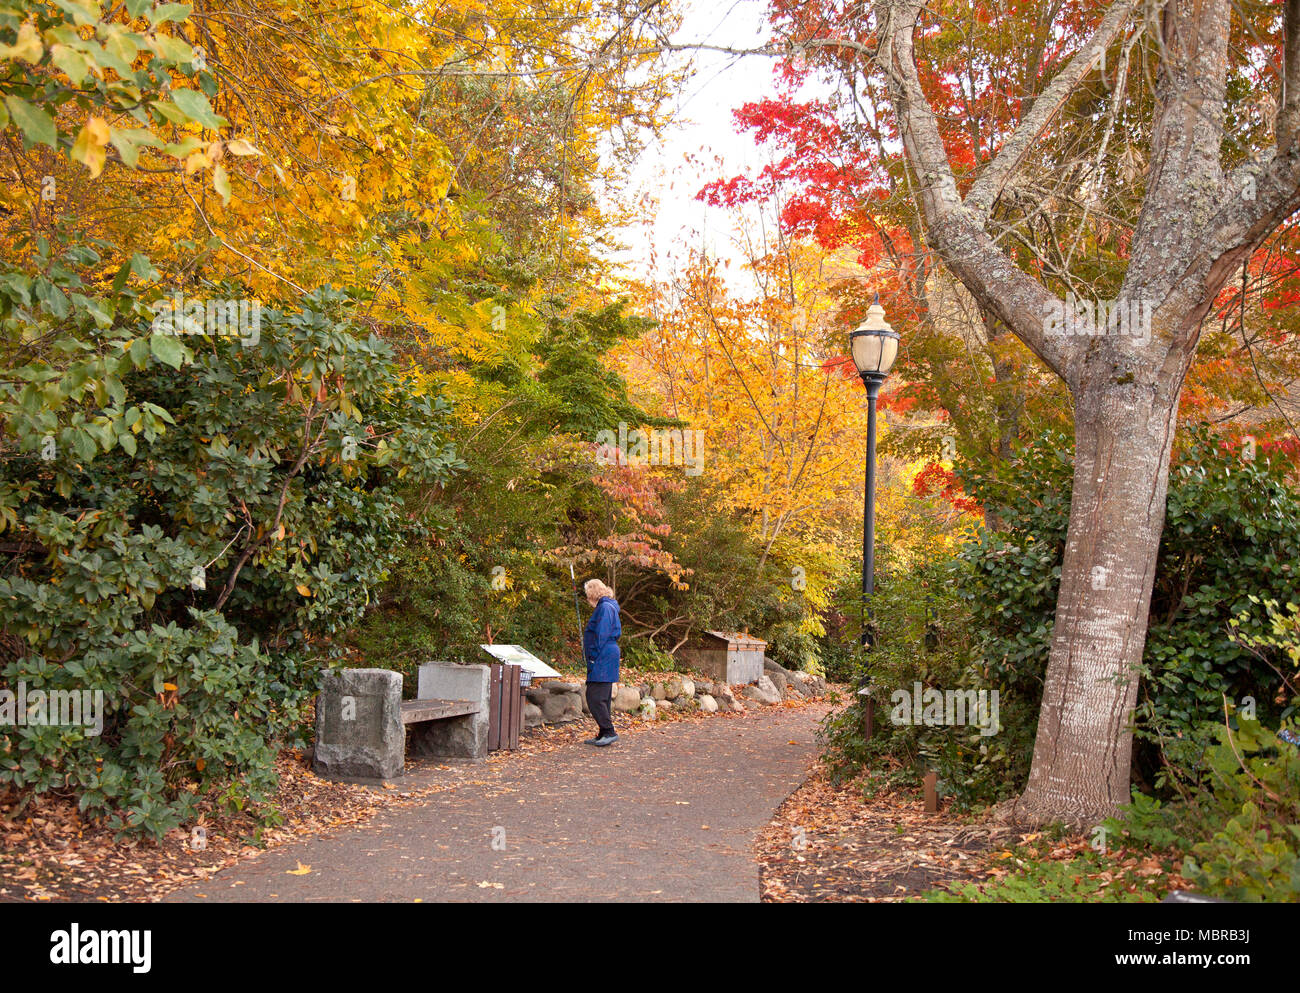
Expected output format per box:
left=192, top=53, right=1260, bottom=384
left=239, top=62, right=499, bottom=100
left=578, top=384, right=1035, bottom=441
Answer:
left=583, top=578, right=615, bottom=600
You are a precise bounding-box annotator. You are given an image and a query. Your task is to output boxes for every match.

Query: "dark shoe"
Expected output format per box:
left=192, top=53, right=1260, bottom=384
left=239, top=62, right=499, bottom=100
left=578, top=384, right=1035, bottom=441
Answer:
left=593, top=733, right=619, bottom=747
left=584, top=734, right=602, bottom=745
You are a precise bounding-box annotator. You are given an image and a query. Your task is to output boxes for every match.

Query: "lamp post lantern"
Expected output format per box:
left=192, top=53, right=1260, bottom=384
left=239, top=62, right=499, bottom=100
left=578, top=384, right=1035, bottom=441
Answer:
left=849, top=295, right=899, bottom=652
left=849, top=295, right=898, bottom=739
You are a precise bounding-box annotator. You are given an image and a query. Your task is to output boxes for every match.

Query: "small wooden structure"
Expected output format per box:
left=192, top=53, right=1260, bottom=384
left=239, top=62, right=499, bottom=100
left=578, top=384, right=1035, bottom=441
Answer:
left=486, top=661, right=522, bottom=751
left=677, top=630, right=766, bottom=685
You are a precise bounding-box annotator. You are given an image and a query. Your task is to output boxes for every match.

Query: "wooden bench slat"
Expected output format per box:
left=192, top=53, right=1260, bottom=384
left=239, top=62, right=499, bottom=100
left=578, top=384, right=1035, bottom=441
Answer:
left=400, top=698, right=480, bottom=724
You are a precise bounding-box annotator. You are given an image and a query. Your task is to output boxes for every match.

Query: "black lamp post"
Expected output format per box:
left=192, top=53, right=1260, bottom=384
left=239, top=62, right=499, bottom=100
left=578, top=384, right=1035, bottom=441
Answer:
left=849, top=296, right=898, bottom=738
left=849, top=295, right=899, bottom=651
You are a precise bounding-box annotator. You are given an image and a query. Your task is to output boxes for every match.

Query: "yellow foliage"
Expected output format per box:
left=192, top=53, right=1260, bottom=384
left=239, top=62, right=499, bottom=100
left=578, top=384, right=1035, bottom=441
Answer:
left=623, top=235, right=979, bottom=600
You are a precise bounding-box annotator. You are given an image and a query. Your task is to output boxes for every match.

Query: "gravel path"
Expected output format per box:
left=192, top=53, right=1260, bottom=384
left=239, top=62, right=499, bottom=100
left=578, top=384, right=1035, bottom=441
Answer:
left=164, top=704, right=829, bottom=903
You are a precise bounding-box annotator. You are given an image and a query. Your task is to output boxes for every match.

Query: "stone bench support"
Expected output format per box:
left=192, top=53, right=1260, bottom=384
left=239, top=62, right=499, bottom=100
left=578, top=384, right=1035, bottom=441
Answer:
left=313, top=663, right=491, bottom=781
left=410, top=662, right=490, bottom=761
left=313, top=669, right=405, bottom=780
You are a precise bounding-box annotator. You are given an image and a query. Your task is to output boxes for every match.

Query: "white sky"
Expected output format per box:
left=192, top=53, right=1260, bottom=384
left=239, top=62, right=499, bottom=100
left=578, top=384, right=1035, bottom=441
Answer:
left=607, top=0, right=818, bottom=283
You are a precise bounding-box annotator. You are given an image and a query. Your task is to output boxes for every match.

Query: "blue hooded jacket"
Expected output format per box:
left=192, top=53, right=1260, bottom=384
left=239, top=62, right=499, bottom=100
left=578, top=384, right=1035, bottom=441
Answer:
left=583, top=596, right=621, bottom=682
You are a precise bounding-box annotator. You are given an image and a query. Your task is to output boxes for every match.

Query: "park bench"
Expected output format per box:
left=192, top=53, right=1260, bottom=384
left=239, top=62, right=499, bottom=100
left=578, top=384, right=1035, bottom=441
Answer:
left=312, top=661, right=520, bottom=782
left=399, top=698, right=480, bottom=724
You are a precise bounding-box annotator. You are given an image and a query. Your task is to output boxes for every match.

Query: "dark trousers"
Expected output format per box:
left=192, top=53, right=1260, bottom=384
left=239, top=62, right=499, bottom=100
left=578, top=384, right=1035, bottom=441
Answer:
left=586, top=681, right=615, bottom=736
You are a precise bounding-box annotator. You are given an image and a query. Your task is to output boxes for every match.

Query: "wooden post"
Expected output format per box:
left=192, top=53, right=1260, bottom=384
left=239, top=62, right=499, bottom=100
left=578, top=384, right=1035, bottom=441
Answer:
left=923, top=770, right=938, bottom=813
left=487, top=663, right=503, bottom=751
left=505, top=664, right=521, bottom=750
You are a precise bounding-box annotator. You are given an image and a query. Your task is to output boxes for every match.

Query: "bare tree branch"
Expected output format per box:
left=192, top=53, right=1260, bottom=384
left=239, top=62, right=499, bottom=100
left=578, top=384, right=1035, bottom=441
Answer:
left=965, top=0, right=1144, bottom=222
left=873, top=0, right=1078, bottom=381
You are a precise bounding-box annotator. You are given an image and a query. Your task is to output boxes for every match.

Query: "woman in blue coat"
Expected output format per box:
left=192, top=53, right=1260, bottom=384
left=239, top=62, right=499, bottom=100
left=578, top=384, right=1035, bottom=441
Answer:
left=582, top=579, right=622, bottom=746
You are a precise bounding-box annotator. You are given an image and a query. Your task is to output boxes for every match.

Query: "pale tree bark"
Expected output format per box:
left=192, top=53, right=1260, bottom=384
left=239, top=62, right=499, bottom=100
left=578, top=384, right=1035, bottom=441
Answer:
left=866, top=0, right=1300, bottom=826
left=1022, top=373, right=1182, bottom=823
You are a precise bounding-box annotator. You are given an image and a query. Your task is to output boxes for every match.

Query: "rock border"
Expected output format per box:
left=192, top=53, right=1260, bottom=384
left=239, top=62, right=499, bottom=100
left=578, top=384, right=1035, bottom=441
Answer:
left=522, top=660, right=829, bottom=728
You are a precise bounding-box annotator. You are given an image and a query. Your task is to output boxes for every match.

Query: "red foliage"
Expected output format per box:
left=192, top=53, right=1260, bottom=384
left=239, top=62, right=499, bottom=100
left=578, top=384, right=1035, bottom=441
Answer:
left=695, top=95, right=901, bottom=271
left=708, top=0, right=1300, bottom=465
left=550, top=447, right=693, bottom=590
left=912, top=462, right=982, bottom=515
left=821, top=354, right=859, bottom=380
left=1218, top=432, right=1300, bottom=469
left=877, top=389, right=920, bottom=417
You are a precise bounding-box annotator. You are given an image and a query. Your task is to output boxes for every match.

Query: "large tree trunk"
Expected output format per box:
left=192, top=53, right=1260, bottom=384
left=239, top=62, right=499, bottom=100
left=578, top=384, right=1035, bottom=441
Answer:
left=861, top=0, right=1300, bottom=827
left=1014, top=371, right=1181, bottom=826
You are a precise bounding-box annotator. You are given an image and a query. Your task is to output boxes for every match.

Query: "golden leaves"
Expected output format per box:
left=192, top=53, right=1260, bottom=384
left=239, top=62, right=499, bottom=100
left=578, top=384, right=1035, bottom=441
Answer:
left=49, top=44, right=93, bottom=86
left=0, top=20, right=43, bottom=64
left=70, top=117, right=110, bottom=178
left=213, top=163, right=231, bottom=205
left=183, top=148, right=212, bottom=174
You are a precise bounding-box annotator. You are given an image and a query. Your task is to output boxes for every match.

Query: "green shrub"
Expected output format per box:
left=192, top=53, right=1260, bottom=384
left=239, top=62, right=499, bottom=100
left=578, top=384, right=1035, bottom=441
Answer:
left=1107, top=719, right=1300, bottom=902
left=1230, top=595, right=1300, bottom=674
left=955, top=426, right=1300, bottom=792
left=926, top=840, right=1166, bottom=903
left=1, top=290, right=459, bottom=838
left=822, top=426, right=1300, bottom=813
left=1186, top=808, right=1300, bottom=902
left=348, top=441, right=582, bottom=693
left=622, top=638, right=678, bottom=673
left=816, top=558, right=1028, bottom=809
